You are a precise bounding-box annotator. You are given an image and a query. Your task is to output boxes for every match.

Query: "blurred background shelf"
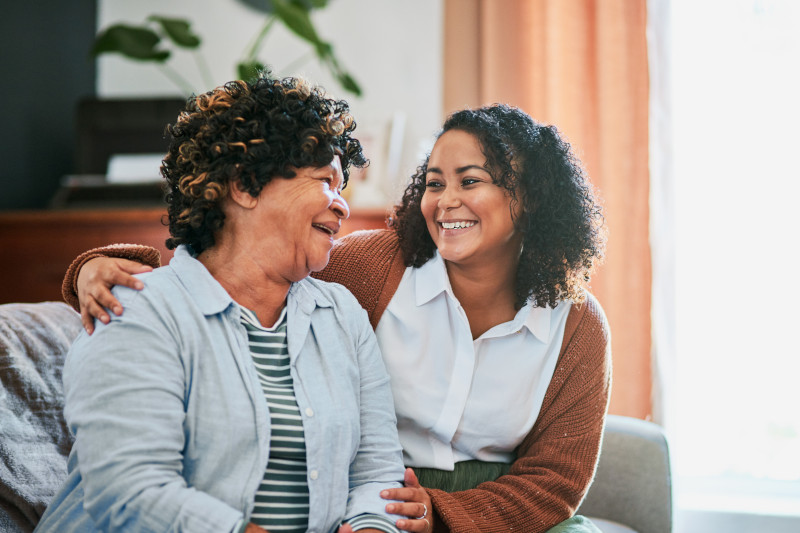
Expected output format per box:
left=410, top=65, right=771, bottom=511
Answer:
left=0, top=206, right=389, bottom=305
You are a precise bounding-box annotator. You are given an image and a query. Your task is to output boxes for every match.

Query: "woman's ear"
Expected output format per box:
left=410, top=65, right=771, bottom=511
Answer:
left=228, top=178, right=258, bottom=209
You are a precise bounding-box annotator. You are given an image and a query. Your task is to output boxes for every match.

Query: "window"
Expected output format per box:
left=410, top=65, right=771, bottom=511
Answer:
left=671, top=0, right=800, bottom=516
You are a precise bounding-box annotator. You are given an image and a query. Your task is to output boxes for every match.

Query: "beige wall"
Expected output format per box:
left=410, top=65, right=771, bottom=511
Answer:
left=97, top=0, right=444, bottom=206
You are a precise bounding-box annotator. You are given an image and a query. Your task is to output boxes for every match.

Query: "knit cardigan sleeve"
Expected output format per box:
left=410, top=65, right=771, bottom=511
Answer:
left=61, top=244, right=162, bottom=311
left=311, top=229, right=406, bottom=329
left=426, top=292, right=612, bottom=533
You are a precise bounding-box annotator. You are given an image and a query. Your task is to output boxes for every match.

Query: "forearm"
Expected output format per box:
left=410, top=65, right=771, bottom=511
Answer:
left=62, top=243, right=161, bottom=310
left=346, top=310, right=405, bottom=524
left=426, top=417, right=605, bottom=533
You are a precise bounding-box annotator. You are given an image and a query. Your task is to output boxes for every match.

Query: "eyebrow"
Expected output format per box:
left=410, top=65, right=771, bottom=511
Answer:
left=427, top=164, right=490, bottom=175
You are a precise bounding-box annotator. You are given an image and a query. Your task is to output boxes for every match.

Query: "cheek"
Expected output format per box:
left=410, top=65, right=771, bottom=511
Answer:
left=420, top=193, right=436, bottom=223
left=419, top=196, right=440, bottom=238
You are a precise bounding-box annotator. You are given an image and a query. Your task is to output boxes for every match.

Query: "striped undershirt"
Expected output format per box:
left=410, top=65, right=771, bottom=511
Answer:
left=239, top=305, right=399, bottom=533
left=240, top=306, right=309, bottom=532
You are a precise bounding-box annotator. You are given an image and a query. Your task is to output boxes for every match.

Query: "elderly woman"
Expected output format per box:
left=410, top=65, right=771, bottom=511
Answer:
left=65, top=105, right=610, bottom=533
left=35, top=75, right=407, bottom=533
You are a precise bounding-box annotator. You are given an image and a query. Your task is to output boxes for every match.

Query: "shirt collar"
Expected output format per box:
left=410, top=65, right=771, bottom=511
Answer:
left=412, top=250, right=554, bottom=343
left=169, top=245, right=333, bottom=317
left=414, top=251, right=451, bottom=306
left=519, top=303, right=552, bottom=343
left=170, top=245, right=235, bottom=316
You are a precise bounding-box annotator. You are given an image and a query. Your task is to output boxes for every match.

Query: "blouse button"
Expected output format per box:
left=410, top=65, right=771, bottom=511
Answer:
left=305, top=407, right=314, bottom=417
left=310, top=470, right=319, bottom=480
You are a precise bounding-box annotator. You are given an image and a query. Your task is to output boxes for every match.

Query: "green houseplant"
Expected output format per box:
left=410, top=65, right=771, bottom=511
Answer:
left=91, top=0, right=362, bottom=96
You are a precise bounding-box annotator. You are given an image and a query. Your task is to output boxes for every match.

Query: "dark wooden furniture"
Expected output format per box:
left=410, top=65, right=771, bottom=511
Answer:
left=75, top=98, right=186, bottom=174
left=0, top=207, right=389, bottom=305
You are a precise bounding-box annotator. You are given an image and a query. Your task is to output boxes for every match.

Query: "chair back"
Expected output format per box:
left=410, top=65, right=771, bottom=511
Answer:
left=578, top=415, right=673, bottom=533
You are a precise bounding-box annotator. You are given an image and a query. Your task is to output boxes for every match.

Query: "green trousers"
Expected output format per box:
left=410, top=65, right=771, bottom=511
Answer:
left=416, top=462, right=602, bottom=533
left=547, top=515, right=602, bottom=532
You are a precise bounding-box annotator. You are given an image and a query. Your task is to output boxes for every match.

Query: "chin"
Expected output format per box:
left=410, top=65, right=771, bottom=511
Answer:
left=437, top=246, right=473, bottom=265
left=307, top=254, right=332, bottom=274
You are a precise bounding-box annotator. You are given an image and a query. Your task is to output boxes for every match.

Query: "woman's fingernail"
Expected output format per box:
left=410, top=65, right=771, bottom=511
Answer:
left=380, top=490, right=389, bottom=497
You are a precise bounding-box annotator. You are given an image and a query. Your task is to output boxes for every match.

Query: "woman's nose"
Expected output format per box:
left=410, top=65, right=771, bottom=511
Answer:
left=331, top=192, right=350, bottom=220
left=439, top=186, right=462, bottom=209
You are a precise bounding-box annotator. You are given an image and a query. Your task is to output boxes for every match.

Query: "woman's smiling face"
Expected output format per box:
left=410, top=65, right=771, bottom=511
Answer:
left=420, top=129, right=522, bottom=268
left=246, top=156, right=350, bottom=282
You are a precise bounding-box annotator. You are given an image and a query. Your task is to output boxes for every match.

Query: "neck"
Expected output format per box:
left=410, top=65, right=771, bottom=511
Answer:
left=198, top=237, right=291, bottom=328
left=445, top=256, right=519, bottom=339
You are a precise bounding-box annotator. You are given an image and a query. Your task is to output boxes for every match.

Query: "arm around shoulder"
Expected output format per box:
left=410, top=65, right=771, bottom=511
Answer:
left=62, top=244, right=162, bottom=310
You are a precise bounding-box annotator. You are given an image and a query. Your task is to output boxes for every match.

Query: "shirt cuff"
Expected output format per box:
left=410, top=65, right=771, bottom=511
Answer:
left=347, top=513, right=401, bottom=533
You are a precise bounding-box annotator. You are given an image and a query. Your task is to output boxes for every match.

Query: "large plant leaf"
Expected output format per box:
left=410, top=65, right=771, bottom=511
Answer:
left=319, top=50, right=362, bottom=97
left=149, top=16, right=201, bottom=48
left=92, top=25, right=170, bottom=62
left=235, top=0, right=275, bottom=13
left=292, top=0, right=329, bottom=9
left=272, top=0, right=320, bottom=44
left=238, top=60, right=267, bottom=82
left=335, top=72, right=362, bottom=97
left=235, top=0, right=328, bottom=12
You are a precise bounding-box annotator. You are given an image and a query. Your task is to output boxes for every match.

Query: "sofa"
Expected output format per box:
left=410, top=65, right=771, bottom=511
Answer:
left=0, top=301, right=672, bottom=533
left=0, top=302, right=81, bottom=532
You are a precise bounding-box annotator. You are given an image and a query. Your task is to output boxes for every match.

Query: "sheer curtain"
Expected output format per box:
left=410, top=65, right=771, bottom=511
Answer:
left=444, top=0, right=653, bottom=418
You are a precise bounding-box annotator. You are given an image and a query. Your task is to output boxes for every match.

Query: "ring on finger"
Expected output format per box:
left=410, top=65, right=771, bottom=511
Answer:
left=415, top=503, right=428, bottom=520
left=422, top=517, right=431, bottom=532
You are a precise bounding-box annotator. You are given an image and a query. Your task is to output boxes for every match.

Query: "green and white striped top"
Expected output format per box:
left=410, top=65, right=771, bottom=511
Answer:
left=240, top=305, right=399, bottom=533
left=240, top=306, right=309, bottom=532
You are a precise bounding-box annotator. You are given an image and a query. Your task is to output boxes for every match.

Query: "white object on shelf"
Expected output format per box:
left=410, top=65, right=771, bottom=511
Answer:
left=106, top=153, right=164, bottom=183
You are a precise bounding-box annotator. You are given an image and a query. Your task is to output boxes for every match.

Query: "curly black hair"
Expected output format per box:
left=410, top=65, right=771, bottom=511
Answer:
left=161, top=74, right=366, bottom=253
left=391, top=104, right=605, bottom=309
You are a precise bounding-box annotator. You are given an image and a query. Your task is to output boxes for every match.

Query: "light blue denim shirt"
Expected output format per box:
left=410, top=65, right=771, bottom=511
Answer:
left=36, top=245, right=404, bottom=533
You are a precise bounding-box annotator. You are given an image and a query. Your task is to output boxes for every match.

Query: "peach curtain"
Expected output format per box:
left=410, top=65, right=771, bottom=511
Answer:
left=444, top=0, right=652, bottom=419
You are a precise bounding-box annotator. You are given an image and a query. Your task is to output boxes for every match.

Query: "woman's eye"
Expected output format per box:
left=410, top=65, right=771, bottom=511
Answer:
left=425, top=181, right=443, bottom=189
left=462, top=178, right=480, bottom=186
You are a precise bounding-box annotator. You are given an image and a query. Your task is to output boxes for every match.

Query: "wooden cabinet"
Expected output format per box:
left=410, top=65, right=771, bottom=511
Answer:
left=0, top=207, right=389, bottom=304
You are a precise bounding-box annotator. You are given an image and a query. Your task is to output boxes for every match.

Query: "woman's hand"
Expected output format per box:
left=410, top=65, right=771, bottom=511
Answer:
left=244, top=523, right=269, bottom=533
left=77, top=257, right=151, bottom=334
left=382, top=468, right=433, bottom=533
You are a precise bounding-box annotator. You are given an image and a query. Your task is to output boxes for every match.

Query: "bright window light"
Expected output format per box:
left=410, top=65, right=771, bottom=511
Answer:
left=672, top=0, right=800, bottom=515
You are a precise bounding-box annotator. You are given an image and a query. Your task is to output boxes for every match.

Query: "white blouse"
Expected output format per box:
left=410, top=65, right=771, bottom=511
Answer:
left=375, top=251, right=571, bottom=469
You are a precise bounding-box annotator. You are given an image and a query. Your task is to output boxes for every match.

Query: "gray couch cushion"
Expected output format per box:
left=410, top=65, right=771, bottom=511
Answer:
left=590, top=517, right=639, bottom=533
left=577, top=415, right=672, bottom=533
left=0, top=302, right=81, bottom=533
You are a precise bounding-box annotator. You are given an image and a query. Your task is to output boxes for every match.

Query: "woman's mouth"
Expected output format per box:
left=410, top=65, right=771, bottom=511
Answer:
left=439, top=220, right=476, bottom=230
left=312, top=222, right=338, bottom=236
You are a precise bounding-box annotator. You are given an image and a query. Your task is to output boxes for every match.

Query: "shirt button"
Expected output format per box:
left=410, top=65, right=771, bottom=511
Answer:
left=305, top=408, right=314, bottom=417
left=310, top=470, right=319, bottom=480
